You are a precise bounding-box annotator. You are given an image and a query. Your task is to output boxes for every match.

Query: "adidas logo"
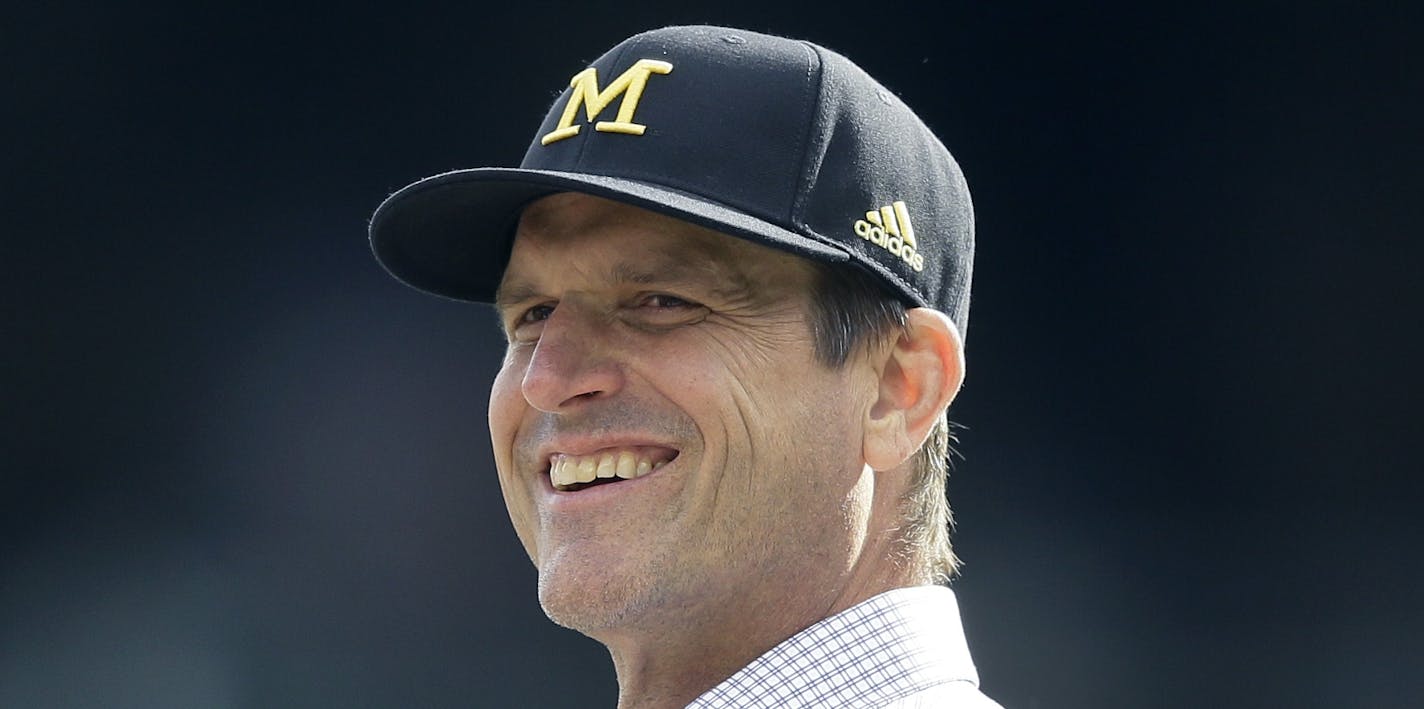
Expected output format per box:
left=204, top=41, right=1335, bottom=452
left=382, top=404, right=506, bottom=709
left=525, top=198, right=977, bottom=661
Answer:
left=853, top=200, right=925, bottom=272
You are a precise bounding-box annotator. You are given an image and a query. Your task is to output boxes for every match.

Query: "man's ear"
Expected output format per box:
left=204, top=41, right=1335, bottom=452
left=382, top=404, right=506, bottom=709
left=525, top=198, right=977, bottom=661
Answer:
left=864, top=308, right=965, bottom=472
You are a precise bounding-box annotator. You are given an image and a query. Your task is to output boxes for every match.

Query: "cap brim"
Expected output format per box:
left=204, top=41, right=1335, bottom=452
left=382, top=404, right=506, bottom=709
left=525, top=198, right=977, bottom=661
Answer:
left=369, top=167, right=851, bottom=303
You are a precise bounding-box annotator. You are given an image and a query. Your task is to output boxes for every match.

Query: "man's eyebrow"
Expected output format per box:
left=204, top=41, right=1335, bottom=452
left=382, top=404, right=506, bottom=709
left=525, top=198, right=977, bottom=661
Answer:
left=620, top=240, right=758, bottom=288
left=493, top=280, right=541, bottom=309
left=610, top=259, right=699, bottom=286
left=495, top=264, right=705, bottom=306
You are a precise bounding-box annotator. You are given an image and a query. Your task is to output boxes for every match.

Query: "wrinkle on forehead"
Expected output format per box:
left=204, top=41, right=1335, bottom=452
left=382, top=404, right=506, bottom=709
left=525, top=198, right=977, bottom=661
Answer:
left=499, top=193, right=810, bottom=306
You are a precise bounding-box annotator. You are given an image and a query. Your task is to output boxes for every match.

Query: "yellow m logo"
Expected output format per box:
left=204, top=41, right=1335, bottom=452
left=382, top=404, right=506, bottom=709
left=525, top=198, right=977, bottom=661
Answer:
left=540, top=59, right=674, bottom=146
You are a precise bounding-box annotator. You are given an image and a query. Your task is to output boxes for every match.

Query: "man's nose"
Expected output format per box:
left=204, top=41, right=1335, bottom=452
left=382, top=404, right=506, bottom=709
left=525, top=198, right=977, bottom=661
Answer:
left=521, top=299, right=625, bottom=413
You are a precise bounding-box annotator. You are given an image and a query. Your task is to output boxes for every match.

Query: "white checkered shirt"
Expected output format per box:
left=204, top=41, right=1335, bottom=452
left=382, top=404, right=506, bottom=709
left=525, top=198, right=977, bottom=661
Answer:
left=687, top=586, right=1001, bottom=708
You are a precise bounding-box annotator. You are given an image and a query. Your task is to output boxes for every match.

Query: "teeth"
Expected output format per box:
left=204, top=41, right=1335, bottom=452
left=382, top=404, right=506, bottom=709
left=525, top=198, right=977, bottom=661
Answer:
left=549, top=449, right=673, bottom=490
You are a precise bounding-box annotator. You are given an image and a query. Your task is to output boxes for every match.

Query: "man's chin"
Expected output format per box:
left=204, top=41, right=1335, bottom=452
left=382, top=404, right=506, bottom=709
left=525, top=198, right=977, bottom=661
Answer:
left=537, top=566, right=662, bottom=636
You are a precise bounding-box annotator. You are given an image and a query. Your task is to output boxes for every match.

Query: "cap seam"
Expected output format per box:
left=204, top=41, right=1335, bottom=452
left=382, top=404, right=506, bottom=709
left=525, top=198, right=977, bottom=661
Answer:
left=569, top=36, right=635, bottom=170
left=788, top=40, right=825, bottom=232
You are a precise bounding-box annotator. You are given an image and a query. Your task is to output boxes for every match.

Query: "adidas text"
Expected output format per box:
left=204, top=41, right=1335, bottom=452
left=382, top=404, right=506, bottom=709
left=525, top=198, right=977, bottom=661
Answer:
left=853, top=201, right=925, bottom=272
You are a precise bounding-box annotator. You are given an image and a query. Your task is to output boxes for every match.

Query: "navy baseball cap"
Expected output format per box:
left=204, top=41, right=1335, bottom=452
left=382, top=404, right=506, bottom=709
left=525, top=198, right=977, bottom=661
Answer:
left=370, top=25, right=974, bottom=332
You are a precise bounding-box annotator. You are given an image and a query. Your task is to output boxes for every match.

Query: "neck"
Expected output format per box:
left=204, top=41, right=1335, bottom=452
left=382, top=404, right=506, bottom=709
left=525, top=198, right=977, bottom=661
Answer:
left=601, top=530, right=922, bottom=708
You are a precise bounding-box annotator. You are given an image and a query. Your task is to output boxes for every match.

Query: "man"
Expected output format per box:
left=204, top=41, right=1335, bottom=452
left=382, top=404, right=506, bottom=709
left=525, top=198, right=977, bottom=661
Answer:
left=370, top=25, right=999, bottom=708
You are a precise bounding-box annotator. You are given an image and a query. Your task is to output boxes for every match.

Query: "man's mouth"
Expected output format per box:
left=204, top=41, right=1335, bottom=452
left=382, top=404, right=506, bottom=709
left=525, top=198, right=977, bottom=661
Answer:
left=548, top=448, right=678, bottom=492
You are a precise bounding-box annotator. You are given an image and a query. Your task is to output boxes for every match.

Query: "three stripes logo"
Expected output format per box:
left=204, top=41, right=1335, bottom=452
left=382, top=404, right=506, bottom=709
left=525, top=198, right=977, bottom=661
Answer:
left=853, top=201, right=925, bottom=272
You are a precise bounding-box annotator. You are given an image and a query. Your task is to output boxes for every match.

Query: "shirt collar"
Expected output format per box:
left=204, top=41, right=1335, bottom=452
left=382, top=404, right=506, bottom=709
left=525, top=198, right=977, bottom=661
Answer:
left=689, top=585, right=982, bottom=708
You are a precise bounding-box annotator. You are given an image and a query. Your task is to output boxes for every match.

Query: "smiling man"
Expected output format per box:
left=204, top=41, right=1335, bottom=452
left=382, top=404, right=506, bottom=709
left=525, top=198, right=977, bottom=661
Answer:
left=371, top=25, right=999, bottom=709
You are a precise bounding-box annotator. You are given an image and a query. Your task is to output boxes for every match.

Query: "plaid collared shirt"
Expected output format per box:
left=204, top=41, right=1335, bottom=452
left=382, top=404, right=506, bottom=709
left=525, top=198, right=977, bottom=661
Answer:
left=687, top=586, right=1002, bottom=708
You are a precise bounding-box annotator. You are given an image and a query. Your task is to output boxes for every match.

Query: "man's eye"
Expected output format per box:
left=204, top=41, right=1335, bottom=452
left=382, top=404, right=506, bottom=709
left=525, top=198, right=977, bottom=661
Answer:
left=641, top=294, right=696, bottom=309
left=628, top=293, right=708, bottom=329
left=519, top=303, right=555, bottom=324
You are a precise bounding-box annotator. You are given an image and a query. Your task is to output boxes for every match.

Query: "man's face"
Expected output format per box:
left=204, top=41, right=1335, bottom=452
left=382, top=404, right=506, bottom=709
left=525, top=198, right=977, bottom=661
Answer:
left=489, top=193, right=881, bottom=640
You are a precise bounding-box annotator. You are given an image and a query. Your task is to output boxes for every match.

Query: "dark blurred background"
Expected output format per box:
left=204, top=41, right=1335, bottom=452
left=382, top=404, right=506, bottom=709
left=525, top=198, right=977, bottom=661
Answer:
left=5, top=2, right=1421, bottom=707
